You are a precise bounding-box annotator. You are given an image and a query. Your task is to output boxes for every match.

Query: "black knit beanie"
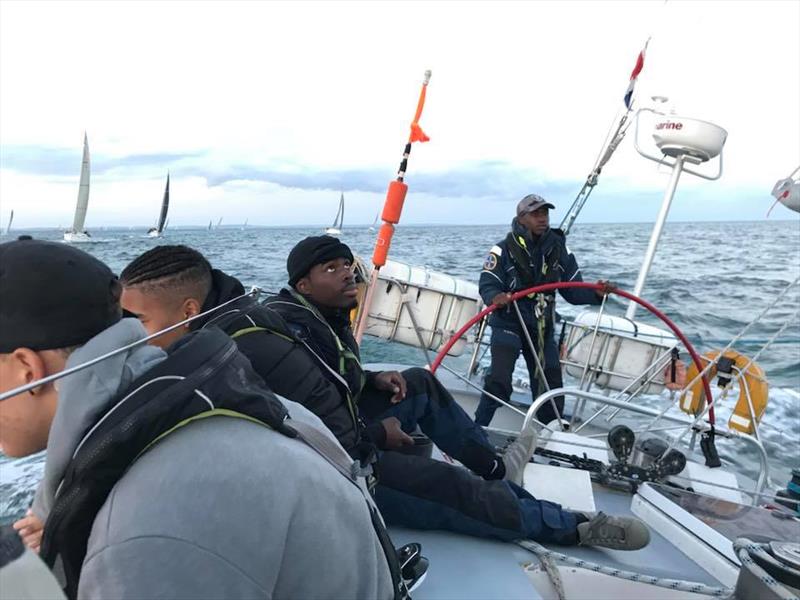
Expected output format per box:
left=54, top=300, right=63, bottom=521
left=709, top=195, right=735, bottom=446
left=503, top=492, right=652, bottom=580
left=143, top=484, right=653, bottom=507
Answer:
left=0, top=238, right=122, bottom=352
left=286, top=236, right=354, bottom=287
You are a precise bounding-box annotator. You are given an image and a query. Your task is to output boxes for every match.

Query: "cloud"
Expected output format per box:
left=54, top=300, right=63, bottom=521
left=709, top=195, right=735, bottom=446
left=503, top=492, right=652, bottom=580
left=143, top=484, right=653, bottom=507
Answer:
left=195, top=159, right=581, bottom=200
left=0, top=144, right=201, bottom=179
left=0, top=143, right=581, bottom=201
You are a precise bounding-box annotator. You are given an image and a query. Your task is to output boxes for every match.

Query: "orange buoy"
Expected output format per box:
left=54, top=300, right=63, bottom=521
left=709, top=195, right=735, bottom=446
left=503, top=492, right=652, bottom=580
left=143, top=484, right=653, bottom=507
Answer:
left=381, top=180, right=408, bottom=224
left=662, top=358, right=687, bottom=391
left=372, top=223, right=395, bottom=268
left=679, top=350, right=769, bottom=434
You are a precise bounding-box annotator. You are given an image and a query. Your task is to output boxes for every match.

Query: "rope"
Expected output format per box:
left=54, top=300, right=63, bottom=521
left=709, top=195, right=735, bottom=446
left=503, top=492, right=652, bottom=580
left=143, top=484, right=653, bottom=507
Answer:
left=518, top=539, right=732, bottom=597
left=733, top=538, right=800, bottom=600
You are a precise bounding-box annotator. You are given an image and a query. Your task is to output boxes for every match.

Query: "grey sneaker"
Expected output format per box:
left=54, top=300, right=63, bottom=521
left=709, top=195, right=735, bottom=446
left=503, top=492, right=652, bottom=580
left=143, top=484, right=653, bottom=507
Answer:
left=502, top=426, right=539, bottom=486
left=577, top=512, right=650, bottom=551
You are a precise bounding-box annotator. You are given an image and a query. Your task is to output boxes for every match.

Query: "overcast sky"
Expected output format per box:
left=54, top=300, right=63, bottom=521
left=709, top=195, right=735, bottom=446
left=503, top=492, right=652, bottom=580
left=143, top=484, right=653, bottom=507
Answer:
left=1, top=0, right=798, bottom=228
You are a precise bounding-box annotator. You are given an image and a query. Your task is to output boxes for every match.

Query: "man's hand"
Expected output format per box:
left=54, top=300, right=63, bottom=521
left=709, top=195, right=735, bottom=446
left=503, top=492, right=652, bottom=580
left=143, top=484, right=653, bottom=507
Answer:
left=374, top=370, right=407, bottom=403
left=13, top=509, right=43, bottom=553
left=381, top=417, right=414, bottom=450
left=595, top=280, right=616, bottom=298
left=491, top=292, right=513, bottom=307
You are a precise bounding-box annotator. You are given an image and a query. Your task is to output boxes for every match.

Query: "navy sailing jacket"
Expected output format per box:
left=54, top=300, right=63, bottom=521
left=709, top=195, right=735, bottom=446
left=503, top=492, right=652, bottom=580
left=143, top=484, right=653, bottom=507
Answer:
left=479, top=218, right=601, bottom=332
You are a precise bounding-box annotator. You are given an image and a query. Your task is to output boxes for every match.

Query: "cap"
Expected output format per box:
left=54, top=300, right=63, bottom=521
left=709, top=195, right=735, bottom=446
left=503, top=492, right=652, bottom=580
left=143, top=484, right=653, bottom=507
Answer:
left=516, top=194, right=555, bottom=216
left=0, top=239, right=122, bottom=353
left=287, top=235, right=354, bottom=287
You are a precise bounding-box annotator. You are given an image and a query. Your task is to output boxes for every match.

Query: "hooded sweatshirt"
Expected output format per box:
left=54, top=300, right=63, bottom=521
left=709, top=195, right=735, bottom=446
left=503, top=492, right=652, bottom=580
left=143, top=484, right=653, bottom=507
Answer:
left=35, top=318, right=394, bottom=600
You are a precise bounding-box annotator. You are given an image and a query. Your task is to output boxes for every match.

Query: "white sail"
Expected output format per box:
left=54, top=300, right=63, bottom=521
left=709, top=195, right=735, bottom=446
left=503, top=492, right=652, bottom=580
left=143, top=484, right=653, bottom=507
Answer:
left=70, top=134, right=90, bottom=234
left=148, top=174, right=170, bottom=237
left=325, top=193, right=345, bottom=235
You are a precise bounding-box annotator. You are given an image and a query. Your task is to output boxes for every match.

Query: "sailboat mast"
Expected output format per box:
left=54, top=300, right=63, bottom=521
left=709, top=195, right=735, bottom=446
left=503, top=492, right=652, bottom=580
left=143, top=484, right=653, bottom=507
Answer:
left=71, top=133, right=90, bottom=233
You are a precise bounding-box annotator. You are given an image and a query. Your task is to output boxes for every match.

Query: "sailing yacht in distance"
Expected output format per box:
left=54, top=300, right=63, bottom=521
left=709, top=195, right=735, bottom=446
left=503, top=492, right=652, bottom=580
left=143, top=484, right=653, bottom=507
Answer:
left=64, top=133, right=91, bottom=243
left=147, top=174, right=170, bottom=238
left=4, top=209, right=14, bottom=235
left=369, top=211, right=379, bottom=232
left=324, top=192, right=344, bottom=235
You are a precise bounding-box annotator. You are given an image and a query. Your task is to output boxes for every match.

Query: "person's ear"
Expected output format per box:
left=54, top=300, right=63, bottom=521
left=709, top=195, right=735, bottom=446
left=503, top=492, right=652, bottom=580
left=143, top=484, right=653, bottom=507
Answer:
left=182, top=298, right=202, bottom=326
left=9, top=348, right=47, bottom=395
left=296, top=277, right=311, bottom=295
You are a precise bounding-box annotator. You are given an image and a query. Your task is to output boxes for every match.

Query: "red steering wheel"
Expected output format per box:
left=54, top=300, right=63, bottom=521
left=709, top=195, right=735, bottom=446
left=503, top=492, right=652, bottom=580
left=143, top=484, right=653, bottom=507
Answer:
left=429, top=282, right=715, bottom=424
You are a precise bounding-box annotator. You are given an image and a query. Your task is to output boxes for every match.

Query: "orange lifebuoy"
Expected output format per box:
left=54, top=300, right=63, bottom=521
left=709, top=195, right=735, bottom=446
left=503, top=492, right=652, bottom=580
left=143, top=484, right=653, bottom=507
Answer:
left=679, top=350, right=768, bottom=435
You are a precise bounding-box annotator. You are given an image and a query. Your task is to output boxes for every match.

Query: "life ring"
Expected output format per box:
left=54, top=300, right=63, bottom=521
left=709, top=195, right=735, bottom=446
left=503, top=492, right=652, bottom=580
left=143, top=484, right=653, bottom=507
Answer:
left=679, top=350, right=768, bottom=435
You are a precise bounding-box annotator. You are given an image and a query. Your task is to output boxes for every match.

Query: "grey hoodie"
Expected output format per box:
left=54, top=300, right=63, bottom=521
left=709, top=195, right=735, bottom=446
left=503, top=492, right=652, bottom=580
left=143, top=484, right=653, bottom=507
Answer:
left=36, top=319, right=394, bottom=599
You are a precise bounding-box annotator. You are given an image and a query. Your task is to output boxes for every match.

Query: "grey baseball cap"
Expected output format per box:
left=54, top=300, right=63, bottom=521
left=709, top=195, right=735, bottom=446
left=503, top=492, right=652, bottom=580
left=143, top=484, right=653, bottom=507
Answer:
left=516, top=194, right=555, bottom=216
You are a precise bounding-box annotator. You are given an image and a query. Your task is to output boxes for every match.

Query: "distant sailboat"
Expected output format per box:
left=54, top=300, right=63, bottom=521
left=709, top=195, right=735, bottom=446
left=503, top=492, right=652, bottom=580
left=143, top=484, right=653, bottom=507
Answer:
left=241, top=218, right=248, bottom=231
left=147, top=174, right=170, bottom=238
left=325, top=193, right=345, bottom=235
left=4, top=209, right=14, bottom=235
left=207, top=220, right=212, bottom=231
left=217, top=217, right=223, bottom=229
left=369, top=211, right=379, bottom=232
left=64, top=133, right=91, bottom=243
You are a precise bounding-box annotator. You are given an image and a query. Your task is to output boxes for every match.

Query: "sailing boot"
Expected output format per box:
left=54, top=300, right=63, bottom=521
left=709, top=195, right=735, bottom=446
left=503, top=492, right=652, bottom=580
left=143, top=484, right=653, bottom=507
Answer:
left=502, top=423, right=539, bottom=487
left=576, top=512, right=650, bottom=551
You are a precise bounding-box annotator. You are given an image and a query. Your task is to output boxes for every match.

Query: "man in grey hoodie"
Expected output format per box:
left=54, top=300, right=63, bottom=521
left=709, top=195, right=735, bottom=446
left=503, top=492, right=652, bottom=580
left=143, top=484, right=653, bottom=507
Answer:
left=0, top=238, right=398, bottom=600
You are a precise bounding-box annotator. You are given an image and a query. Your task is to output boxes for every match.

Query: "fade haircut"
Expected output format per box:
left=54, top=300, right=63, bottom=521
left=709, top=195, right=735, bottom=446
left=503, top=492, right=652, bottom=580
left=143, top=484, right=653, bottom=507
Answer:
left=120, top=245, right=212, bottom=305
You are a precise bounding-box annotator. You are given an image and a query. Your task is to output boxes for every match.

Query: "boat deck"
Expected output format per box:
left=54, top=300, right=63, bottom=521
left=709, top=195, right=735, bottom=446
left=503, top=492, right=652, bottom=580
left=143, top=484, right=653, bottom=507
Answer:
left=390, top=483, right=722, bottom=599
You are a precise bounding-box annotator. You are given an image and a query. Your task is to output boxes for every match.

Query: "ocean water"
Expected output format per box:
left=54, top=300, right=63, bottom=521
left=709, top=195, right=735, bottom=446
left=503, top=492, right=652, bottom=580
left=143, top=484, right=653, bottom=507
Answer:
left=1, top=220, right=798, bottom=523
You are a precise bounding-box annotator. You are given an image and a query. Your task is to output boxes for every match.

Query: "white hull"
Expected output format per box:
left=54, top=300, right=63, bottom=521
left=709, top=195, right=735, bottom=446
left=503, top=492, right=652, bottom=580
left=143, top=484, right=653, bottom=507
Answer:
left=147, top=229, right=161, bottom=238
left=63, top=231, right=92, bottom=243
left=324, top=227, right=342, bottom=236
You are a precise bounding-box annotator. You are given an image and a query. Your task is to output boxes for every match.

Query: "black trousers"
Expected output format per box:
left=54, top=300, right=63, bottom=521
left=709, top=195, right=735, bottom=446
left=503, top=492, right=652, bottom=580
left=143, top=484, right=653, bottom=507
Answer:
left=475, top=326, right=564, bottom=427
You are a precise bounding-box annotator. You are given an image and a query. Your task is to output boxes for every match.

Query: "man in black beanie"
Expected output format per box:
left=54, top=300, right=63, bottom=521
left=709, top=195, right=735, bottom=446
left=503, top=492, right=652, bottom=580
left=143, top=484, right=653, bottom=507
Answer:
left=281, top=236, right=525, bottom=476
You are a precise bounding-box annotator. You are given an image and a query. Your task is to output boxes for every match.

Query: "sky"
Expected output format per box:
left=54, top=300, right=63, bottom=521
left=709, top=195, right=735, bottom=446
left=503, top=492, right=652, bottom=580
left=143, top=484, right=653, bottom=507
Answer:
left=0, top=0, right=798, bottom=228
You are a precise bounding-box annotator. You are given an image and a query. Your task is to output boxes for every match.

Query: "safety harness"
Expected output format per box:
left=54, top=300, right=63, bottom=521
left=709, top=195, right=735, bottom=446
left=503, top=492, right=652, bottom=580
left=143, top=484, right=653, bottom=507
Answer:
left=505, top=230, right=562, bottom=396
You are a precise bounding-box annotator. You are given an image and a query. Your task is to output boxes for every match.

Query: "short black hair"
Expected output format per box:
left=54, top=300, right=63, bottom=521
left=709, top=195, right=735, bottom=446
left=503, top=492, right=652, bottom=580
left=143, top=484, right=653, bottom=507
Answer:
left=120, top=245, right=212, bottom=303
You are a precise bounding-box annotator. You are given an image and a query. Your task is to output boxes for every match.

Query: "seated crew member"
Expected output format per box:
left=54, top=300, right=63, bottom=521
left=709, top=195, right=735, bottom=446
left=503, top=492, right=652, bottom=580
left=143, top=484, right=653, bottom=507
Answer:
left=117, top=242, right=650, bottom=552
left=0, top=238, right=399, bottom=600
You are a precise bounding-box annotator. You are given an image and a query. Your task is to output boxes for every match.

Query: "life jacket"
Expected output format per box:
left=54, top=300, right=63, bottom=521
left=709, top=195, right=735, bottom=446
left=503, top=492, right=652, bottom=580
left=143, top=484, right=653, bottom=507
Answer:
left=504, top=227, right=563, bottom=289
left=264, top=289, right=367, bottom=411
left=39, top=328, right=407, bottom=600
left=504, top=226, right=564, bottom=325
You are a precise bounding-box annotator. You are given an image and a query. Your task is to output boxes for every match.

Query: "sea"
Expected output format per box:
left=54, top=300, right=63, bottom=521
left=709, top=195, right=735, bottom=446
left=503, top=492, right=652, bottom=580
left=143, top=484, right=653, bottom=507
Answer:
left=1, top=220, right=798, bottom=524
